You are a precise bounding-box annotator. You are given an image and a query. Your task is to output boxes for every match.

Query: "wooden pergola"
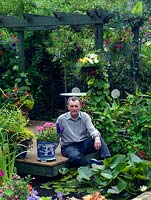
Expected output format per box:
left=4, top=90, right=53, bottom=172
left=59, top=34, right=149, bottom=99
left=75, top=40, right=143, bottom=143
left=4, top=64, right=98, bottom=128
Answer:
left=0, top=9, right=113, bottom=71
left=0, top=10, right=145, bottom=87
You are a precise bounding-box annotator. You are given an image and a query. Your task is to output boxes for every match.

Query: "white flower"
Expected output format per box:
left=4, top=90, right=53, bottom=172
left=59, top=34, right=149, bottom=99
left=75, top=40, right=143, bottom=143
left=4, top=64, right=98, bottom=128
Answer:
left=93, top=58, right=99, bottom=63
left=140, top=185, right=147, bottom=192
left=89, top=53, right=98, bottom=59
left=78, top=52, right=100, bottom=66
left=88, top=58, right=94, bottom=64
left=146, top=41, right=151, bottom=46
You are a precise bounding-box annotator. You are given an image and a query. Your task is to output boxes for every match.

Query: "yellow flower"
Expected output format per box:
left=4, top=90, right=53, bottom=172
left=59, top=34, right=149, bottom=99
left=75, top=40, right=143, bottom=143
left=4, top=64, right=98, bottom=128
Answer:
left=79, top=53, right=99, bottom=65
left=80, top=57, right=89, bottom=64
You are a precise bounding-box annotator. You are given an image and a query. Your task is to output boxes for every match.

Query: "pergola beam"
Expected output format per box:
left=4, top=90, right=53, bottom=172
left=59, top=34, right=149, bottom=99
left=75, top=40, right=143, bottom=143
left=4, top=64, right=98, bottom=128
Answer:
left=0, top=10, right=113, bottom=30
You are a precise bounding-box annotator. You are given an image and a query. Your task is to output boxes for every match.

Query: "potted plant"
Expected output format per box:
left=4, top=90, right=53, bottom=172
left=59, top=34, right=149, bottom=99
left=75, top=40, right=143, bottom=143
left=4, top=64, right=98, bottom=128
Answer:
left=36, top=122, right=58, bottom=162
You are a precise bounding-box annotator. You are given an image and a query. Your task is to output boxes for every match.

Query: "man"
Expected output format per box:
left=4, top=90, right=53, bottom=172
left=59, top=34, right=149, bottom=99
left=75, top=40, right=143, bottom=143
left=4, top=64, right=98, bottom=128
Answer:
left=56, top=96, right=111, bottom=167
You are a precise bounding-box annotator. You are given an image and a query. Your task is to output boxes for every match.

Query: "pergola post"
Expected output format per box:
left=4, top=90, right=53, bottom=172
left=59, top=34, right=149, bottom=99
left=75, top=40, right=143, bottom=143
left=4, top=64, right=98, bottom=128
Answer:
left=129, top=17, right=144, bottom=89
left=95, top=24, right=103, bottom=50
left=18, top=31, right=25, bottom=71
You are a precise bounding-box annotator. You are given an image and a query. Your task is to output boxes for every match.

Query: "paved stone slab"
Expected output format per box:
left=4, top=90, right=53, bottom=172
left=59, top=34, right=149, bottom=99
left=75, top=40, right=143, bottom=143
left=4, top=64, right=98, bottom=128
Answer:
left=132, top=191, right=151, bottom=200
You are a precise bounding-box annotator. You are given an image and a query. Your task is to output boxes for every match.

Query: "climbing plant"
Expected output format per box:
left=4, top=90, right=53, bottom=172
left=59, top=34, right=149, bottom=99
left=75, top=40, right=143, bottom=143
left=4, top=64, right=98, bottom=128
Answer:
left=0, top=0, right=151, bottom=120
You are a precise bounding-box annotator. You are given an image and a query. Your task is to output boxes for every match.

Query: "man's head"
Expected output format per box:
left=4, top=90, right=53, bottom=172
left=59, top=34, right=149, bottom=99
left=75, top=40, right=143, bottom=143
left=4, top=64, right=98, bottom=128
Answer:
left=67, top=96, right=81, bottom=119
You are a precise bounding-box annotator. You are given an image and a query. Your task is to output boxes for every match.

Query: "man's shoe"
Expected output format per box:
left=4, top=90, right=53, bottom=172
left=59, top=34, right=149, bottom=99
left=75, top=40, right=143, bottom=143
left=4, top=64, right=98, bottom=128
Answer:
left=90, top=158, right=103, bottom=165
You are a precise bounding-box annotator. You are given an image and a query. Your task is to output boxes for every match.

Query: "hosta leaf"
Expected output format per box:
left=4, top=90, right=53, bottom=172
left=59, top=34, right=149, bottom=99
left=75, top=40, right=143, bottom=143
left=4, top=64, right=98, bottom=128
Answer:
left=145, top=167, right=151, bottom=180
left=107, top=154, right=126, bottom=169
left=107, top=181, right=127, bottom=194
left=77, top=166, right=93, bottom=181
left=112, top=162, right=127, bottom=177
left=128, top=153, right=143, bottom=164
left=100, top=172, right=113, bottom=179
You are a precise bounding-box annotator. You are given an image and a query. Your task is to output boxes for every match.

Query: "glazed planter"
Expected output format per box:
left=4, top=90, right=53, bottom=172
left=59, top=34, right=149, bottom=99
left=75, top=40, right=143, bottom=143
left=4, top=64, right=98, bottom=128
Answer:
left=17, top=138, right=33, bottom=159
left=37, top=141, right=58, bottom=162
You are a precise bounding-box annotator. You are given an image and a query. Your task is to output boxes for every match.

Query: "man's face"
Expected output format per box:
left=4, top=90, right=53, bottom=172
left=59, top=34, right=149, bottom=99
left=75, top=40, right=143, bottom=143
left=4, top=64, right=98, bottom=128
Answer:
left=67, top=100, right=81, bottom=118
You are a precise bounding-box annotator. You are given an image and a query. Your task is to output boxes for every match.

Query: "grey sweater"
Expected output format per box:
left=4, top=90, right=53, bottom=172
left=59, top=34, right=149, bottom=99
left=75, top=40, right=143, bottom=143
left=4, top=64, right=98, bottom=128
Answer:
left=56, top=111, right=100, bottom=146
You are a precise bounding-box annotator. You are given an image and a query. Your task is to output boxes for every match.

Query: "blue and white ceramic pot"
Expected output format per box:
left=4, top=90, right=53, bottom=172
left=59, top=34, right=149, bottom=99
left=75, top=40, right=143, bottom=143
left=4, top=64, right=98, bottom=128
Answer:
left=37, top=141, right=58, bottom=162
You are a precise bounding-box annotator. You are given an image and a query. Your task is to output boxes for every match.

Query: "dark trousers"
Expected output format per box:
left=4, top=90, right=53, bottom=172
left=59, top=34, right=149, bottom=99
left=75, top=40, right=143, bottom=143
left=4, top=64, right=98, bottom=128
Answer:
left=61, top=136, right=111, bottom=167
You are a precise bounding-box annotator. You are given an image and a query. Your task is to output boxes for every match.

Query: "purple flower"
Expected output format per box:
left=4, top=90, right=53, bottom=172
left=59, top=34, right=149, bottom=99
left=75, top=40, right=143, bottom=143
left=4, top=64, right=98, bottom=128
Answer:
left=56, top=192, right=64, bottom=200
left=56, top=123, right=64, bottom=135
left=26, top=189, right=41, bottom=200
left=0, top=170, right=4, bottom=177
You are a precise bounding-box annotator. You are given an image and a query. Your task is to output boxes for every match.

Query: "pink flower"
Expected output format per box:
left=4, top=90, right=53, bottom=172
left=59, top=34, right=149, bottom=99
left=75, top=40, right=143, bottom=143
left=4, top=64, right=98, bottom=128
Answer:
left=104, top=39, right=110, bottom=45
left=36, top=126, right=44, bottom=131
left=43, top=122, right=54, bottom=128
left=117, top=43, right=122, bottom=49
left=0, top=170, right=4, bottom=177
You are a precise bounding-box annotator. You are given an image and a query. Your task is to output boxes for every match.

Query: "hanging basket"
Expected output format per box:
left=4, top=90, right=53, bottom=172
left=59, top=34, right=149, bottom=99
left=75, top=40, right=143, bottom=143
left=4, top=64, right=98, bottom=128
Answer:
left=81, top=66, right=97, bottom=76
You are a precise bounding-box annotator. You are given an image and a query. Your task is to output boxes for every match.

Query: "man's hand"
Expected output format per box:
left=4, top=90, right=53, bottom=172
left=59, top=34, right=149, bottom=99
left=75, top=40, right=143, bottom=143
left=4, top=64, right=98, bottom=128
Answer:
left=94, top=136, right=101, bottom=150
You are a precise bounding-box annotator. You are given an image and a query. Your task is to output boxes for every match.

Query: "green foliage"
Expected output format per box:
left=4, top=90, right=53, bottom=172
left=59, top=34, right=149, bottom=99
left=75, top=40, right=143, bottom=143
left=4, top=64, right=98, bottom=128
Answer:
left=131, top=2, right=143, bottom=16
left=47, top=153, right=151, bottom=200
left=0, top=104, right=34, bottom=143
left=118, top=89, right=151, bottom=160
left=91, top=102, right=123, bottom=154
left=0, top=0, right=131, bottom=16
left=0, top=0, right=151, bottom=121
left=0, top=87, right=34, bottom=110
left=81, top=87, right=151, bottom=159
left=36, top=122, right=58, bottom=142
left=79, top=51, right=111, bottom=114
left=0, top=174, right=31, bottom=199
left=0, top=131, right=18, bottom=183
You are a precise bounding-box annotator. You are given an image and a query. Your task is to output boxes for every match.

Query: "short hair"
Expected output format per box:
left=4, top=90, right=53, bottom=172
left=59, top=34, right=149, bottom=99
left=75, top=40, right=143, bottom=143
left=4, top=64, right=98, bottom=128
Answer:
left=67, top=96, right=80, bottom=105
